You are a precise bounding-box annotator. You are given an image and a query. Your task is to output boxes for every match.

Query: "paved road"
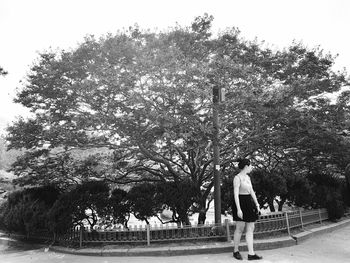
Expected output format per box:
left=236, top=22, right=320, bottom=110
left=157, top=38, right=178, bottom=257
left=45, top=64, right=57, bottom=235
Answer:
left=1, top=224, right=350, bottom=263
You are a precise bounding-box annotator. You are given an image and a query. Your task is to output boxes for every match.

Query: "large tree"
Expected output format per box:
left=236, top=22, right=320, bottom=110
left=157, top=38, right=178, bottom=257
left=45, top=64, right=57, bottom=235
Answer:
left=6, top=14, right=349, bottom=222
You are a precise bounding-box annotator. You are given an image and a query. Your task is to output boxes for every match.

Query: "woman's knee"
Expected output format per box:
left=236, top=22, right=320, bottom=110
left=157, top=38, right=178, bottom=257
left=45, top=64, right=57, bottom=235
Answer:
left=246, top=223, right=255, bottom=233
left=235, top=222, right=246, bottom=234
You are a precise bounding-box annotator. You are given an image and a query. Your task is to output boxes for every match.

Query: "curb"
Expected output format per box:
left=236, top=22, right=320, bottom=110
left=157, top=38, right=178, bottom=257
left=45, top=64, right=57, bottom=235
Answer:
left=292, top=218, right=350, bottom=245
left=50, top=237, right=296, bottom=257
left=49, top=235, right=296, bottom=256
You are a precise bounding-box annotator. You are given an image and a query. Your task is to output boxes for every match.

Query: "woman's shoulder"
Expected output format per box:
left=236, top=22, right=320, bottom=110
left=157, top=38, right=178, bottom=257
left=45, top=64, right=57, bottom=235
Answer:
left=234, top=172, right=243, bottom=178
left=235, top=174, right=251, bottom=182
left=233, top=174, right=241, bottom=182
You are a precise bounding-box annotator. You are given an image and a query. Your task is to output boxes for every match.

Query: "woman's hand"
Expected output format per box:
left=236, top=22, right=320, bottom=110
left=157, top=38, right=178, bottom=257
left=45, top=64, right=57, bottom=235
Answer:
left=256, top=204, right=261, bottom=215
left=237, top=209, right=243, bottom=219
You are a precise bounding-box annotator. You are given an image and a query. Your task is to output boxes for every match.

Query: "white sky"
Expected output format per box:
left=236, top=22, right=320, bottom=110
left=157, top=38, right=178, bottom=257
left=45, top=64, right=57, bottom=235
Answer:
left=0, top=0, right=349, bottom=133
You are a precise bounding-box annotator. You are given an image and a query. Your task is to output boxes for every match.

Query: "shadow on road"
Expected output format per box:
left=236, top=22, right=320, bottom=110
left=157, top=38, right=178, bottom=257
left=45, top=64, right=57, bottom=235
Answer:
left=0, top=236, right=45, bottom=254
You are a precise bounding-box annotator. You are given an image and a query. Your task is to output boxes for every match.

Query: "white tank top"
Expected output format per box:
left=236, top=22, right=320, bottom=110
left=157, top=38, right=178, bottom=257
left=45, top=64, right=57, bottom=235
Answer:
left=237, top=175, right=252, bottom=194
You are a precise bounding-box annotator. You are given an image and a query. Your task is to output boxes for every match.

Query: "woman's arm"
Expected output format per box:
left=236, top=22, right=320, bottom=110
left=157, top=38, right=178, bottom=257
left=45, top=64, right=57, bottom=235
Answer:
left=233, top=176, right=243, bottom=218
left=249, top=183, right=260, bottom=208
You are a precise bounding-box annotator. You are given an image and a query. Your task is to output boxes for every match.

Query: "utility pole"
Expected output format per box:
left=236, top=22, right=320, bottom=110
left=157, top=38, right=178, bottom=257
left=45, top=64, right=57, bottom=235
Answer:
left=212, top=85, right=224, bottom=224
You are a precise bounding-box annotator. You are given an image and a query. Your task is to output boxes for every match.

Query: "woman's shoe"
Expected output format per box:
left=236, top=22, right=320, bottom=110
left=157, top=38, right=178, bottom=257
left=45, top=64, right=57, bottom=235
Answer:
left=233, top=251, right=243, bottom=260
left=248, top=254, right=262, bottom=260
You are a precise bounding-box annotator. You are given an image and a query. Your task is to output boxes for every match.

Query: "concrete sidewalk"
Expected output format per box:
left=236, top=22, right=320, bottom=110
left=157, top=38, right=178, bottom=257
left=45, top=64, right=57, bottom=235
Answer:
left=49, top=218, right=350, bottom=257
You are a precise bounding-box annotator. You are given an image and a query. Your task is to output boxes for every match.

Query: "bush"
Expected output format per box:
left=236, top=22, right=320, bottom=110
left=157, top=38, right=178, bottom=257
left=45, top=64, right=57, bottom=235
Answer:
left=127, top=182, right=160, bottom=224
left=47, top=192, right=76, bottom=234
left=326, top=193, right=344, bottom=221
left=307, top=173, right=342, bottom=208
left=0, top=202, right=11, bottom=231
left=48, top=180, right=110, bottom=232
left=0, top=185, right=60, bottom=234
left=109, top=188, right=130, bottom=227
left=340, top=178, right=350, bottom=207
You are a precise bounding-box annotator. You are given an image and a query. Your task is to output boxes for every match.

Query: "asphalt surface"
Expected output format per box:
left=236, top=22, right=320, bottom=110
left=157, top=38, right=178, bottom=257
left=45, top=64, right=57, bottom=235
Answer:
left=1, top=222, right=350, bottom=263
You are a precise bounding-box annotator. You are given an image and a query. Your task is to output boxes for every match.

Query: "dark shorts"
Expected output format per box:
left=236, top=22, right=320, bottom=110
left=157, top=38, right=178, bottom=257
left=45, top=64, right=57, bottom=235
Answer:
left=232, top=194, right=259, bottom=222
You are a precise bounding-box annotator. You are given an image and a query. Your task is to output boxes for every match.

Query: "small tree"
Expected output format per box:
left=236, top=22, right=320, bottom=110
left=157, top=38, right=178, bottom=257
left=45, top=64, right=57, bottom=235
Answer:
left=127, top=183, right=161, bottom=225
left=248, top=169, right=287, bottom=212
left=48, top=180, right=110, bottom=232
left=109, top=188, right=131, bottom=228
left=156, top=180, right=198, bottom=226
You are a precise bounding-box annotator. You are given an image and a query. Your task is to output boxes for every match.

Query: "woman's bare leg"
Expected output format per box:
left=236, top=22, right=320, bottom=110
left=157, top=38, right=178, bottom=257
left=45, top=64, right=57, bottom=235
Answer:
left=246, top=222, right=255, bottom=255
left=233, top=221, right=246, bottom=252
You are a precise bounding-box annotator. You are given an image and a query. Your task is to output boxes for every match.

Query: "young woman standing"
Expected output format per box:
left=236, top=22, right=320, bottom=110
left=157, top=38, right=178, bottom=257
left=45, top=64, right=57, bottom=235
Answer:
left=232, top=158, right=262, bottom=260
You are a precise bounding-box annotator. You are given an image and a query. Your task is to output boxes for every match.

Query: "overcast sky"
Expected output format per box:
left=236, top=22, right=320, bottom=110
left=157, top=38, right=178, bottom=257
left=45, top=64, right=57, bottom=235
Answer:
left=1, top=0, right=349, bottom=133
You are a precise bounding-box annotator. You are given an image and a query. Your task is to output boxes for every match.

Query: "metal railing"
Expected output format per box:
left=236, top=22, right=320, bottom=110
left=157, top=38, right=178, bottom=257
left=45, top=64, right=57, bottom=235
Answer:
left=59, top=208, right=346, bottom=247
left=8, top=207, right=350, bottom=247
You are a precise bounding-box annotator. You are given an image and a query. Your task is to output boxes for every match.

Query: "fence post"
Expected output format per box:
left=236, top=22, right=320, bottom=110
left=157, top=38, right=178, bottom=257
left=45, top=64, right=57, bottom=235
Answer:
left=79, top=227, right=83, bottom=248
left=285, top=212, right=291, bottom=236
left=146, top=224, right=151, bottom=246
left=225, top=219, right=230, bottom=241
left=318, top=209, right=322, bottom=224
left=299, top=209, right=304, bottom=229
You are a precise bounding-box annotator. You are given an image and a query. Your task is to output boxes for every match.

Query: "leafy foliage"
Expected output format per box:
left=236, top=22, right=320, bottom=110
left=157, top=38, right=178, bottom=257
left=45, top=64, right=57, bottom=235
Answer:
left=10, top=150, right=106, bottom=188
left=49, top=180, right=110, bottom=231
left=250, top=169, right=288, bottom=212
left=5, top=14, right=350, bottom=222
left=0, top=185, right=60, bottom=234
left=307, top=173, right=345, bottom=220
left=127, top=182, right=161, bottom=225
left=109, top=188, right=130, bottom=227
left=0, top=135, right=22, bottom=171
left=156, top=180, right=198, bottom=225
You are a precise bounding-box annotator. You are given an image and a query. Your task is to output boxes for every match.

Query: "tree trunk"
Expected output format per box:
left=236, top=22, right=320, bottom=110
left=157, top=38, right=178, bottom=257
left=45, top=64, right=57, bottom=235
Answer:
left=268, top=199, right=275, bottom=212
left=178, top=209, right=190, bottom=226
left=197, top=198, right=207, bottom=224
left=198, top=209, right=206, bottom=225
left=277, top=196, right=286, bottom=211
left=181, top=215, right=190, bottom=226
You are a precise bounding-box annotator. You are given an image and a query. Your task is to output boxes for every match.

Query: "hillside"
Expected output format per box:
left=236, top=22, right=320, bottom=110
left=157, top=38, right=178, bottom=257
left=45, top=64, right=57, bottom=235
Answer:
left=0, top=170, right=17, bottom=202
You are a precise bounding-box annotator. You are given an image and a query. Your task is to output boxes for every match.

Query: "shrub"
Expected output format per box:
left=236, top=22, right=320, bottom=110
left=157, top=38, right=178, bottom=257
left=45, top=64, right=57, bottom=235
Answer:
left=326, top=193, right=344, bottom=221
left=109, top=188, right=130, bottom=228
left=48, top=180, right=110, bottom=232
left=127, top=183, right=160, bottom=225
left=0, top=185, right=60, bottom=234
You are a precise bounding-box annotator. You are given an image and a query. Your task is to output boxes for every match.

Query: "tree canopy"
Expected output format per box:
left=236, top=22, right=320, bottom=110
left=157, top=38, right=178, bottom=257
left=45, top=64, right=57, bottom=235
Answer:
left=6, top=14, right=350, bottom=222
